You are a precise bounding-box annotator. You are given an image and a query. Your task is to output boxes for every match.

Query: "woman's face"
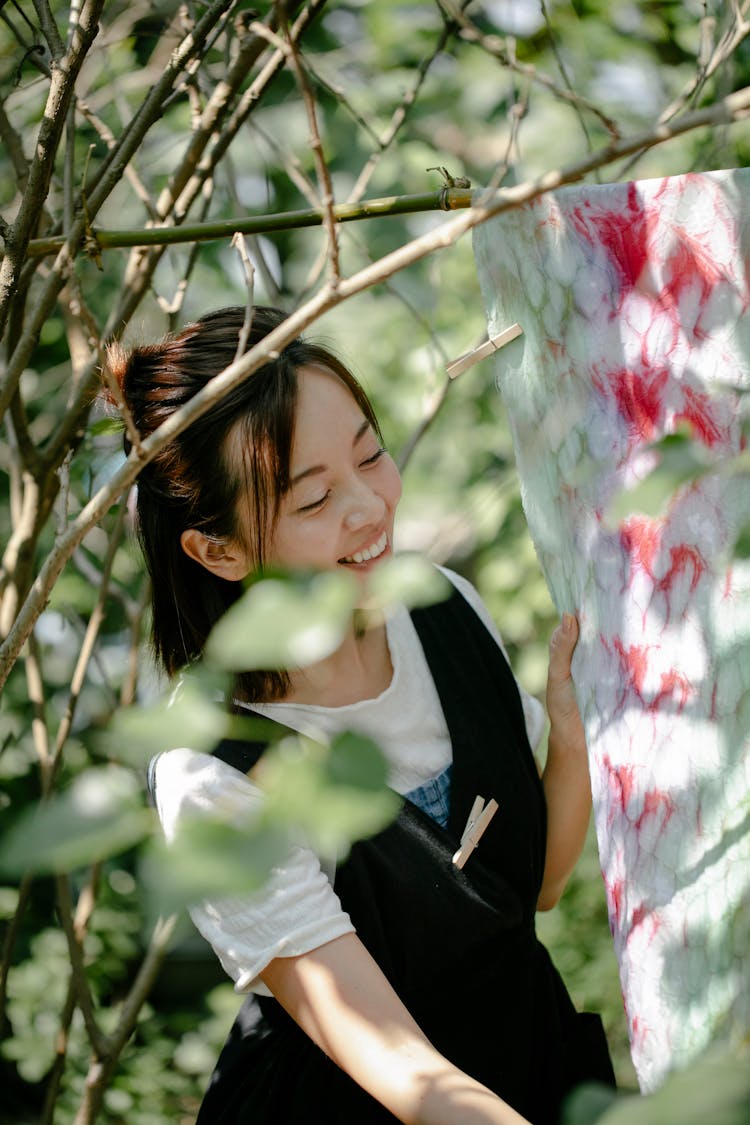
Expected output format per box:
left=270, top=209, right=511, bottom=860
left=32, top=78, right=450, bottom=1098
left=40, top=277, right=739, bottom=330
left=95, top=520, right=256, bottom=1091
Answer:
left=246, top=365, right=402, bottom=582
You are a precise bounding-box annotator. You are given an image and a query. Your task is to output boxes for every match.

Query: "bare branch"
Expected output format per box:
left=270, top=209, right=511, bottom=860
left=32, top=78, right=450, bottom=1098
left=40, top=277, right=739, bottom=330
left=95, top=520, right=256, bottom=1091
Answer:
left=153, top=9, right=278, bottom=222
left=0, top=0, right=239, bottom=425
left=31, top=0, right=65, bottom=61
left=103, top=0, right=328, bottom=337
left=0, top=98, right=29, bottom=191
left=445, top=1, right=620, bottom=140
left=348, top=15, right=458, bottom=203
left=74, top=914, right=177, bottom=1125
left=24, top=632, right=52, bottom=790
left=0, top=0, right=105, bottom=341
left=264, top=12, right=341, bottom=281
left=51, top=502, right=129, bottom=782
left=539, top=0, right=595, bottom=154
left=0, top=874, right=34, bottom=1030
left=231, top=232, right=256, bottom=361
left=618, top=2, right=750, bottom=176
left=55, top=873, right=106, bottom=1056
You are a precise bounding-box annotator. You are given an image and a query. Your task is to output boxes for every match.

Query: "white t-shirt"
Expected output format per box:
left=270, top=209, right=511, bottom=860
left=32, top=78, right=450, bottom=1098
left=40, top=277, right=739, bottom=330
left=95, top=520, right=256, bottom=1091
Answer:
left=153, top=568, right=544, bottom=995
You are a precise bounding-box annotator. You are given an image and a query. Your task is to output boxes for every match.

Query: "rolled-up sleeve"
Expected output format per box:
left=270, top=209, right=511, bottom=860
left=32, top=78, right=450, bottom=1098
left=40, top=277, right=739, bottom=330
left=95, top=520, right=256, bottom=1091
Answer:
left=153, top=748, right=355, bottom=994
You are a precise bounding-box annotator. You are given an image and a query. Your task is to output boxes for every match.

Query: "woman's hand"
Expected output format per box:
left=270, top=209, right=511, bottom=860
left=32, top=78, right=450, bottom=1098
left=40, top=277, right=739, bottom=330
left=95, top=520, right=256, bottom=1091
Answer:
left=537, top=612, right=592, bottom=911
left=545, top=612, right=586, bottom=755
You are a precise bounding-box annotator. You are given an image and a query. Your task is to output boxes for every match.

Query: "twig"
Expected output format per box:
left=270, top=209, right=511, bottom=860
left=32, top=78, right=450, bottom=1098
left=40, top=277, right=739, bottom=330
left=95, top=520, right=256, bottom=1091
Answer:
left=348, top=15, right=459, bottom=203
left=41, top=978, right=77, bottom=1125
left=31, top=0, right=65, bottom=60
left=74, top=914, right=177, bottom=1125
left=120, top=578, right=150, bottom=707
left=0, top=0, right=105, bottom=342
left=98, top=0, right=328, bottom=342
left=0, top=874, right=34, bottom=1031
left=254, top=14, right=341, bottom=282
left=539, top=0, right=595, bottom=155
left=231, top=232, right=256, bottom=362
left=25, top=632, right=52, bottom=790
left=618, top=2, right=750, bottom=176
left=156, top=175, right=216, bottom=323
left=248, top=119, right=321, bottom=206
left=55, top=873, right=106, bottom=1057
left=51, top=502, right=128, bottom=784
left=446, top=1, right=620, bottom=140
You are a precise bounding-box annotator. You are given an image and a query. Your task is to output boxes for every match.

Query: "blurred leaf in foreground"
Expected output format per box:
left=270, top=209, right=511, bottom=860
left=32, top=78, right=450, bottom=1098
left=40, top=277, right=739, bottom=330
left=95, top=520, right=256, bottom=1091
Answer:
left=99, top=666, right=232, bottom=766
left=362, top=552, right=451, bottom=614
left=606, top=425, right=716, bottom=525
left=256, top=732, right=401, bottom=862
left=0, top=766, right=152, bottom=876
left=564, top=1048, right=750, bottom=1125
left=206, top=571, right=358, bottom=670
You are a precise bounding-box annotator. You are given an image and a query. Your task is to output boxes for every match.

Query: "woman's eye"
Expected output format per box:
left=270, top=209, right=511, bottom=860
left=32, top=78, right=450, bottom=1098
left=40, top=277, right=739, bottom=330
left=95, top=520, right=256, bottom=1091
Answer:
left=298, top=491, right=330, bottom=513
left=361, top=446, right=387, bottom=467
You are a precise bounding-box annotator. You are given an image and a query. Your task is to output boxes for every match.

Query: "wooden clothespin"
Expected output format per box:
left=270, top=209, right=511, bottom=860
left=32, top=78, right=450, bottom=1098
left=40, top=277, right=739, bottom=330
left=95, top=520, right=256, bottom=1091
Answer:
left=446, top=323, right=523, bottom=380
left=452, top=794, right=499, bottom=869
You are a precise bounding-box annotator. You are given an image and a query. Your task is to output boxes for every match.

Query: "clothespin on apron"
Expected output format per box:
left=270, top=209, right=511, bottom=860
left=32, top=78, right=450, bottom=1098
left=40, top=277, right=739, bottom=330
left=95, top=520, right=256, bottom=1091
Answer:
left=446, top=323, right=523, bottom=380
left=452, top=795, right=499, bottom=869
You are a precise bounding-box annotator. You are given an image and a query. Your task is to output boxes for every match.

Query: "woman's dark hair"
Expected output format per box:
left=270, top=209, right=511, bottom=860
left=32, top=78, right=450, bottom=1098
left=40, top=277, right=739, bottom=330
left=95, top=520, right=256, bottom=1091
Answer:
left=105, top=306, right=381, bottom=702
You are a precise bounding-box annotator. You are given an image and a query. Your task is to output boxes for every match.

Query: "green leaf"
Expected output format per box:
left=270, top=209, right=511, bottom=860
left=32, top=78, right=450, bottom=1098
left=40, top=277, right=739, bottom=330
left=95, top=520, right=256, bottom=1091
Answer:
left=363, top=553, right=451, bottom=612
left=259, top=734, right=401, bottom=860
left=606, top=426, right=717, bottom=525
left=206, top=571, right=358, bottom=671
left=575, top=1049, right=750, bottom=1125
left=327, top=731, right=390, bottom=791
left=0, top=767, right=152, bottom=875
left=99, top=667, right=232, bottom=765
left=139, top=818, right=290, bottom=918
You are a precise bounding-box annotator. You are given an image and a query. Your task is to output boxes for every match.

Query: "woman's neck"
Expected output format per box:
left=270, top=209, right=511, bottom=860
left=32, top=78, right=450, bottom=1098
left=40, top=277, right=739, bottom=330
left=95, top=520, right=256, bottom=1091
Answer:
left=283, top=612, right=393, bottom=707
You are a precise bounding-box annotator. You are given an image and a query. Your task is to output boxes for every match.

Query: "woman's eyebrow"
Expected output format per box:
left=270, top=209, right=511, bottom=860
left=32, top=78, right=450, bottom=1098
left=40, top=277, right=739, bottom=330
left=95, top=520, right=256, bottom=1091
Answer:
left=290, top=419, right=372, bottom=486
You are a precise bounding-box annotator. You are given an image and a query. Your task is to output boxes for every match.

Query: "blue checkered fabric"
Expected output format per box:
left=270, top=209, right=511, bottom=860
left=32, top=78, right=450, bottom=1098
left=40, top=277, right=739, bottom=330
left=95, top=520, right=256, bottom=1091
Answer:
left=404, top=763, right=452, bottom=829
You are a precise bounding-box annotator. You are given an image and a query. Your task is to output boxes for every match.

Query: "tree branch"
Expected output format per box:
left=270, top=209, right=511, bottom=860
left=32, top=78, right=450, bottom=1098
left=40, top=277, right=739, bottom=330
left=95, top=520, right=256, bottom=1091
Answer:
left=0, top=0, right=104, bottom=341
left=0, top=0, right=239, bottom=427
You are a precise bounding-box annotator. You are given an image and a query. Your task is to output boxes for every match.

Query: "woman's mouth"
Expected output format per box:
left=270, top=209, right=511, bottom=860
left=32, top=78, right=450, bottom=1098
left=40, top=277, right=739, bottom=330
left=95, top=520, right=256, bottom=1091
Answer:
left=339, top=531, right=388, bottom=565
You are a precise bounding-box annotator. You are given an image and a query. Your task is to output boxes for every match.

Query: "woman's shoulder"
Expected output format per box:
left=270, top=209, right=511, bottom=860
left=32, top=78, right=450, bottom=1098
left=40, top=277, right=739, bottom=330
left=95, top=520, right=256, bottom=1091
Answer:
left=433, top=565, right=507, bottom=649
left=151, top=746, right=263, bottom=841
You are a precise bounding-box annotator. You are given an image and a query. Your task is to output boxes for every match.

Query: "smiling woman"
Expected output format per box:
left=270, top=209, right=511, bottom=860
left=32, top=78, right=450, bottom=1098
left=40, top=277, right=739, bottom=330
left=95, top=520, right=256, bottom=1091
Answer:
left=106, top=307, right=615, bottom=1124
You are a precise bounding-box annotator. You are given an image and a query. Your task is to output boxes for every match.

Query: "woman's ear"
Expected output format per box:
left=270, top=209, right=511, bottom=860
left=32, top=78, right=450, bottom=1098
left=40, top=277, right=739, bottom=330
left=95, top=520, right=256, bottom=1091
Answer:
left=180, top=529, right=250, bottom=581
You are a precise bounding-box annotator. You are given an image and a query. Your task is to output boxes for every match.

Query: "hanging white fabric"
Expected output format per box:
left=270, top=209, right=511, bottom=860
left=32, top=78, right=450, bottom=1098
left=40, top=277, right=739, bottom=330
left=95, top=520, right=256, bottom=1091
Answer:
left=472, top=167, right=750, bottom=1093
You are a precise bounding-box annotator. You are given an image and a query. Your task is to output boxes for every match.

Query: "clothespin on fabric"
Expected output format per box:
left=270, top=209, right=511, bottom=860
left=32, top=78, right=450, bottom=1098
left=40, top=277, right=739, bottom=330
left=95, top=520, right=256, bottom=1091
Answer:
left=452, top=795, right=499, bottom=869
left=446, top=323, right=523, bottom=379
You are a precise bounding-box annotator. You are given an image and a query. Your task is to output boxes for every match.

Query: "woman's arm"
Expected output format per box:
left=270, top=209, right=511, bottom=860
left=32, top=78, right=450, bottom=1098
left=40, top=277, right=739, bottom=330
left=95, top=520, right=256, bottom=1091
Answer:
left=537, top=613, right=592, bottom=911
left=261, top=932, right=531, bottom=1125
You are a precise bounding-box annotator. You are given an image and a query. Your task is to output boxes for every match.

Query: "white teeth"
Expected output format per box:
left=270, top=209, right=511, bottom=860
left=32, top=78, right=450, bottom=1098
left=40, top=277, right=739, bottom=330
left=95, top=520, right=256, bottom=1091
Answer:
left=343, top=531, right=387, bottom=565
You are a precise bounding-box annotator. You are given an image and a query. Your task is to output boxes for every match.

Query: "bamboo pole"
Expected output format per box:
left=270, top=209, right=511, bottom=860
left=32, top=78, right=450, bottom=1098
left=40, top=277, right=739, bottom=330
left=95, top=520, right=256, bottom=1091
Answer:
left=24, top=188, right=473, bottom=260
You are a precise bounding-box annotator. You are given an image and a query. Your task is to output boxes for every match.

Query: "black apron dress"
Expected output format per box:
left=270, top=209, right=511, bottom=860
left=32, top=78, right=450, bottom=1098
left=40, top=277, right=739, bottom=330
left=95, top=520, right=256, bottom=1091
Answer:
left=195, top=585, right=615, bottom=1124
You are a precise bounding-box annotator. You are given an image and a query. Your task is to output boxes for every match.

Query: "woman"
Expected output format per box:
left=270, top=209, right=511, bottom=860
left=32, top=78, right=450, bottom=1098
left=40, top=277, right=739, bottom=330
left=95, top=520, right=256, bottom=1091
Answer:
left=109, top=306, right=614, bottom=1124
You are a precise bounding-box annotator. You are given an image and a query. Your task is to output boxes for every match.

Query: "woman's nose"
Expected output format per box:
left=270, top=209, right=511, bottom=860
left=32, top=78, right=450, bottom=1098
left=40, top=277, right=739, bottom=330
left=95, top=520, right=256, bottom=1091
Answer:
left=342, top=479, right=385, bottom=530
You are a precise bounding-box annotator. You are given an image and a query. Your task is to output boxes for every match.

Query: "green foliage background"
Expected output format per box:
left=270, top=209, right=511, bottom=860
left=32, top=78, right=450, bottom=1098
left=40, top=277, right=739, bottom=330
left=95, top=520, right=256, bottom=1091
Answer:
left=1, top=0, right=749, bottom=1120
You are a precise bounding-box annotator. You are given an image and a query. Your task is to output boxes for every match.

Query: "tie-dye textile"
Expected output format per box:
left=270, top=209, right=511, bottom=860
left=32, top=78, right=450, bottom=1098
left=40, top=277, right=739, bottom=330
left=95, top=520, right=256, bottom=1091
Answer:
left=473, top=169, right=750, bottom=1091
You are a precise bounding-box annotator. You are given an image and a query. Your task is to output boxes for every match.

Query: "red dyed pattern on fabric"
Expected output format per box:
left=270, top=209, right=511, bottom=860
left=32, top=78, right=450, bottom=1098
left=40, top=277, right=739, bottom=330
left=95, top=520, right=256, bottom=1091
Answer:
left=656, top=544, right=706, bottom=596
left=649, top=670, right=693, bottom=714
left=635, top=789, right=676, bottom=831
left=620, top=516, right=664, bottom=579
left=600, top=365, right=669, bottom=440
left=590, top=182, right=652, bottom=292
left=613, top=638, right=650, bottom=701
left=675, top=385, right=729, bottom=448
